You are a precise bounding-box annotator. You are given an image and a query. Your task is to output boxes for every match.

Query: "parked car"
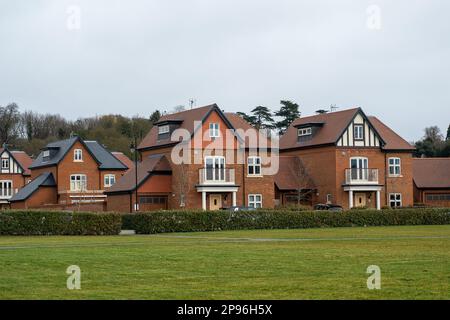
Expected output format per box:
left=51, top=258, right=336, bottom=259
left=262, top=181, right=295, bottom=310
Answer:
left=314, top=204, right=343, bottom=212
left=223, top=206, right=257, bottom=212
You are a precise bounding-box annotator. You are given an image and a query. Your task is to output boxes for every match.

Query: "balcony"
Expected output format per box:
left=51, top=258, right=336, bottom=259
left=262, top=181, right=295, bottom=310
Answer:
left=198, top=168, right=235, bottom=185
left=345, top=168, right=379, bottom=185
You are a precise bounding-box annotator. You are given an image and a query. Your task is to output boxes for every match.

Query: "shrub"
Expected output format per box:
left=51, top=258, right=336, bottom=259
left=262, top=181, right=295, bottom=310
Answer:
left=0, top=210, right=122, bottom=235
left=124, top=208, right=450, bottom=234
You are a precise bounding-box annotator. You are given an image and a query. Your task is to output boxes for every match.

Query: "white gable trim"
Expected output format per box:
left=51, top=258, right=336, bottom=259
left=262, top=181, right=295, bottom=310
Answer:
left=337, top=111, right=382, bottom=148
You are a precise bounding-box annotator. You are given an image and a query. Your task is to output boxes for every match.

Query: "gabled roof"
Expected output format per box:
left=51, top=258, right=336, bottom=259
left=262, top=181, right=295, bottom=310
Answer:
left=0, top=147, right=33, bottom=175
left=84, top=141, right=128, bottom=170
left=9, top=172, right=56, bottom=202
left=137, top=104, right=240, bottom=151
left=413, top=158, right=450, bottom=189
left=274, top=156, right=316, bottom=190
left=224, top=112, right=274, bottom=148
left=280, top=107, right=413, bottom=151
left=368, top=116, right=415, bottom=151
left=280, top=108, right=361, bottom=150
left=30, top=137, right=128, bottom=170
left=105, top=154, right=172, bottom=193
left=112, top=152, right=134, bottom=173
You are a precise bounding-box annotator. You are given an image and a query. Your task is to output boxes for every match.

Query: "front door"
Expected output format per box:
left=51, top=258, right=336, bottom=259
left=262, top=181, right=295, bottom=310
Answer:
left=354, top=193, right=367, bottom=207
left=209, top=194, right=222, bottom=210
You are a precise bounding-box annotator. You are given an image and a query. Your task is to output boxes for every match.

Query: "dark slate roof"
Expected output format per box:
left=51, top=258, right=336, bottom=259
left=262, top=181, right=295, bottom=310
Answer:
left=9, top=172, right=56, bottom=202
left=84, top=141, right=128, bottom=170
left=29, top=137, right=79, bottom=169
left=29, top=137, right=128, bottom=170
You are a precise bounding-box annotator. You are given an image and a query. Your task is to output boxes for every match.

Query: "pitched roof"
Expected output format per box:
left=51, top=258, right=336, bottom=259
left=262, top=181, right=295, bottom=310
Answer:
left=30, top=137, right=127, bottom=170
left=368, top=116, right=415, bottom=151
left=9, top=172, right=56, bottom=202
left=84, top=141, right=128, bottom=170
left=413, top=158, right=450, bottom=189
left=0, top=148, right=33, bottom=175
left=138, top=104, right=216, bottom=150
left=105, top=154, right=172, bottom=193
left=10, top=151, right=33, bottom=175
left=112, top=152, right=134, bottom=173
left=280, top=108, right=414, bottom=151
left=280, top=108, right=360, bottom=150
left=275, top=156, right=316, bottom=190
left=224, top=112, right=274, bottom=148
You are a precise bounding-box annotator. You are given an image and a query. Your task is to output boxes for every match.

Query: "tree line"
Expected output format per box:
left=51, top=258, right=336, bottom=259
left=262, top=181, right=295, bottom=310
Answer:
left=1, top=101, right=449, bottom=158
left=0, top=103, right=161, bottom=157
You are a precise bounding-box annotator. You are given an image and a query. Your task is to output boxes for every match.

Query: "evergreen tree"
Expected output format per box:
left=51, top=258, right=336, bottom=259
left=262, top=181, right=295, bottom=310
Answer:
left=446, top=124, right=450, bottom=141
left=274, top=100, right=301, bottom=134
left=150, top=110, right=161, bottom=124
left=236, top=112, right=257, bottom=127
left=250, top=106, right=275, bottom=130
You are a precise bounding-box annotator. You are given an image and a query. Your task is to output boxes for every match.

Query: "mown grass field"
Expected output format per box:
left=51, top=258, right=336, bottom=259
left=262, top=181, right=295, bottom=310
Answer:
left=0, top=225, right=449, bottom=299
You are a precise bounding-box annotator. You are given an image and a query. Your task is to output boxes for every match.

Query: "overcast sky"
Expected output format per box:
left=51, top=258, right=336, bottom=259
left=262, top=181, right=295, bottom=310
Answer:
left=1, top=0, right=449, bottom=141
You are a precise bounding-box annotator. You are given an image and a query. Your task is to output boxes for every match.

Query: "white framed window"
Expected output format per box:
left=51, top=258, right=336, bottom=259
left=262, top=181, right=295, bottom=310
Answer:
left=104, top=174, right=116, bottom=187
left=204, top=156, right=225, bottom=181
left=248, top=194, right=262, bottom=208
left=354, top=125, right=364, bottom=140
left=247, top=156, right=261, bottom=176
left=1, top=159, right=9, bottom=169
left=350, top=157, right=369, bottom=180
left=389, top=193, right=402, bottom=208
left=70, top=174, right=87, bottom=192
left=326, top=194, right=332, bottom=204
left=43, top=150, right=50, bottom=158
left=388, top=157, right=401, bottom=176
left=158, top=125, right=170, bottom=135
left=74, top=149, right=83, bottom=161
left=0, top=180, right=13, bottom=198
left=298, top=127, right=312, bottom=137
left=209, top=123, right=220, bottom=138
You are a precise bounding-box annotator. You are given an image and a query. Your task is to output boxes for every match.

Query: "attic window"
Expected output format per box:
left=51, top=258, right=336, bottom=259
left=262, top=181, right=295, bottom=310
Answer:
left=298, top=127, right=312, bottom=137
left=209, top=123, right=220, bottom=138
left=354, top=125, right=364, bottom=140
left=158, top=125, right=170, bottom=135
left=43, top=150, right=50, bottom=158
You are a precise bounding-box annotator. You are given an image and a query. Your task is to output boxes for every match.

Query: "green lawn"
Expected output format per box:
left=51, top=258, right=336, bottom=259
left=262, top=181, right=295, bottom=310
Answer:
left=0, top=225, right=449, bottom=299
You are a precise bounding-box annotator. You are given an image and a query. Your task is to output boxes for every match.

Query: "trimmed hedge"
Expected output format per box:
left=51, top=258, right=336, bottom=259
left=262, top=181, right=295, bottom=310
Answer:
left=123, top=208, right=450, bottom=234
left=0, top=210, right=122, bottom=235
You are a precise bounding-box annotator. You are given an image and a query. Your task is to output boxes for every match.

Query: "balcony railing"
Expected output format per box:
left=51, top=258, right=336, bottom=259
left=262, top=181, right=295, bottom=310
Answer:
left=199, top=168, right=235, bottom=185
left=345, top=168, right=379, bottom=185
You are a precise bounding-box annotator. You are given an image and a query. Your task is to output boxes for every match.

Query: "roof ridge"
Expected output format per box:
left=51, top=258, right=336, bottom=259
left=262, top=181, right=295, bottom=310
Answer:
left=295, top=107, right=359, bottom=121
left=161, top=104, right=216, bottom=118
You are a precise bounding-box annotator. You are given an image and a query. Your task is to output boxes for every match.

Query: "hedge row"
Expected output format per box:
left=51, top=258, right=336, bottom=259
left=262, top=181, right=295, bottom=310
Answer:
left=0, top=210, right=122, bottom=235
left=123, top=208, right=450, bottom=234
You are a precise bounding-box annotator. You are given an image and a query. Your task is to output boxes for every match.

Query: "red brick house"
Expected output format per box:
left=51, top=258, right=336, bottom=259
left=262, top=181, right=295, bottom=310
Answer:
left=0, top=145, right=33, bottom=209
left=413, top=158, right=450, bottom=207
left=106, top=104, right=276, bottom=212
left=9, top=137, right=130, bottom=209
left=278, top=108, right=415, bottom=210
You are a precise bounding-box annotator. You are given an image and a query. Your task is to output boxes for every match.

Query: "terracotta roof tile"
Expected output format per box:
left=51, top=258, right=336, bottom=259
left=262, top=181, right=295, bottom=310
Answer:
left=280, top=108, right=360, bottom=150
left=106, top=154, right=171, bottom=193
left=368, top=116, right=415, bottom=151
left=137, top=104, right=216, bottom=150
left=413, top=158, right=450, bottom=189
left=112, top=152, right=134, bottom=173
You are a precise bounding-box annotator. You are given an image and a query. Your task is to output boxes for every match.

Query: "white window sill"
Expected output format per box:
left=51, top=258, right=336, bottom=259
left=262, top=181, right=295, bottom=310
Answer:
left=247, top=175, right=263, bottom=178
left=388, top=175, right=403, bottom=178
left=73, top=160, right=84, bottom=162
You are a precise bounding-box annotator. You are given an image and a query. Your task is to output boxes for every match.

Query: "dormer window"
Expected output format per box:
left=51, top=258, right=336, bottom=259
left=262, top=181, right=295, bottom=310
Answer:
left=209, top=123, right=220, bottom=138
left=298, top=127, right=312, bottom=137
left=158, top=125, right=170, bottom=135
left=43, top=150, right=50, bottom=158
left=74, top=149, right=83, bottom=162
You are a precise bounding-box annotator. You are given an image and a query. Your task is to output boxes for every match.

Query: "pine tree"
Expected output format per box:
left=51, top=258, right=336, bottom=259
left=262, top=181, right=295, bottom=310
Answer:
left=236, top=112, right=257, bottom=127
left=274, top=100, right=301, bottom=134
left=149, top=110, right=161, bottom=124
left=250, top=106, right=275, bottom=130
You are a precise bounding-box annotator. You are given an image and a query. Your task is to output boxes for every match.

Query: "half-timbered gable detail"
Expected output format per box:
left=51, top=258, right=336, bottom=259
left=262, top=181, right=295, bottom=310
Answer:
left=336, top=111, right=383, bottom=148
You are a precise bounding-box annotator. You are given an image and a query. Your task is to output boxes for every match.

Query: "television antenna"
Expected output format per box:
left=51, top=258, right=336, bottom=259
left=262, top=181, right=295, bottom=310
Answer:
left=330, top=104, right=338, bottom=112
